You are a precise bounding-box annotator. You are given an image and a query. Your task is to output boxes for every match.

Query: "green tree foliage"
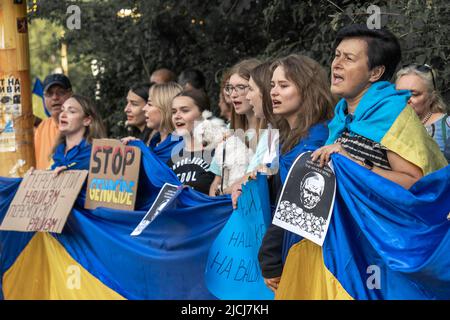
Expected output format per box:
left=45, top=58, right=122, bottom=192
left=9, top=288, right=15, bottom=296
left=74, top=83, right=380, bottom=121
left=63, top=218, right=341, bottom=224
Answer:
left=29, top=19, right=63, bottom=79
left=29, top=0, right=449, bottom=137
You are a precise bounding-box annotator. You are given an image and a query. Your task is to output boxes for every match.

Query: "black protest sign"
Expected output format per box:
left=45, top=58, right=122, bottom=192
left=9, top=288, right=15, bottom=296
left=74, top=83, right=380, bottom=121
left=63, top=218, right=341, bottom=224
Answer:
left=0, top=170, right=88, bottom=233
left=272, top=151, right=336, bottom=246
left=131, top=183, right=183, bottom=236
left=85, top=139, right=141, bottom=211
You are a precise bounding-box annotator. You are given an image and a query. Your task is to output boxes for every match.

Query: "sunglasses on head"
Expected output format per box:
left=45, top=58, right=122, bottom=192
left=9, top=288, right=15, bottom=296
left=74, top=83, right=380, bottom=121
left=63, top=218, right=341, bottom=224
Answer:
left=402, top=63, right=436, bottom=90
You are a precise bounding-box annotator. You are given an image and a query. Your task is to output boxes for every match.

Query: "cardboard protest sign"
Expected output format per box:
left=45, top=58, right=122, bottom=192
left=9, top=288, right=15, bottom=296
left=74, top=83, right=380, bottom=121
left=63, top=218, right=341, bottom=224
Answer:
left=131, top=183, right=183, bottom=236
left=85, top=139, right=141, bottom=211
left=0, top=170, right=88, bottom=233
left=273, top=151, right=336, bottom=246
left=205, top=175, right=274, bottom=300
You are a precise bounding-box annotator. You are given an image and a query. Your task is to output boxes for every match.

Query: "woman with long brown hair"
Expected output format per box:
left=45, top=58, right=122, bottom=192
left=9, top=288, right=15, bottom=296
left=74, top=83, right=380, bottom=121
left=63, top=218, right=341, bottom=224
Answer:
left=258, top=54, right=335, bottom=293
left=208, top=58, right=263, bottom=196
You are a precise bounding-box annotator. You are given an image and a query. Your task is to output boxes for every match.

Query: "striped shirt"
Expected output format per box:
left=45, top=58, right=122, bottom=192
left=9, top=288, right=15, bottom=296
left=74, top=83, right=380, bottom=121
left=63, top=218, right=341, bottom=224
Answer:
left=335, top=130, right=391, bottom=170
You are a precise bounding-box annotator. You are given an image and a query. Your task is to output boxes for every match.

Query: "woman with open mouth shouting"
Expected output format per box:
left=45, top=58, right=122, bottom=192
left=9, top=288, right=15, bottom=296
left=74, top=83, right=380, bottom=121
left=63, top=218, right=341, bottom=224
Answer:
left=311, top=24, right=447, bottom=189
left=50, top=94, right=107, bottom=174
left=208, top=58, right=264, bottom=197
left=258, top=54, right=335, bottom=294
left=167, top=89, right=225, bottom=195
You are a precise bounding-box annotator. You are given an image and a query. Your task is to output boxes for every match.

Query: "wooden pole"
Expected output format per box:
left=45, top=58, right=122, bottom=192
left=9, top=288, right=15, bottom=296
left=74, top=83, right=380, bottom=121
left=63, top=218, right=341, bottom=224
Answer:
left=61, top=42, right=68, bottom=75
left=0, top=0, right=35, bottom=177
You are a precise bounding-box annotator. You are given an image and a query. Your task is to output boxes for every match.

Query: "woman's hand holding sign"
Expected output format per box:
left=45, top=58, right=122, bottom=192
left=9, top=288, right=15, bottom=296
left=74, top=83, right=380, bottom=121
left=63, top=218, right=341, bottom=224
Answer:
left=311, top=143, right=352, bottom=167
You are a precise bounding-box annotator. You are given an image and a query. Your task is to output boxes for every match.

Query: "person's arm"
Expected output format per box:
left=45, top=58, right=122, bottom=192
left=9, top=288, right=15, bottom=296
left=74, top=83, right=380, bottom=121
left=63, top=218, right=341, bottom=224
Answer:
left=445, top=137, right=450, bottom=163
left=209, top=175, right=222, bottom=196
left=311, top=143, right=423, bottom=189
left=53, top=165, right=68, bottom=176
left=258, top=224, right=284, bottom=292
left=121, top=136, right=138, bottom=145
left=370, top=150, right=423, bottom=189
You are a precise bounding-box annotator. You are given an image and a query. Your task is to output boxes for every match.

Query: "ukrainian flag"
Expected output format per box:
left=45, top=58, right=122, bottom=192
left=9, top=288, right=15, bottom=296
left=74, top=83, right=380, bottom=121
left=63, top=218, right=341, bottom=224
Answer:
left=32, top=78, right=49, bottom=120
left=276, top=155, right=450, bottom=300
left=276, top=82, right=449, bottom=300
left=0, top=141, right=234, bottom=299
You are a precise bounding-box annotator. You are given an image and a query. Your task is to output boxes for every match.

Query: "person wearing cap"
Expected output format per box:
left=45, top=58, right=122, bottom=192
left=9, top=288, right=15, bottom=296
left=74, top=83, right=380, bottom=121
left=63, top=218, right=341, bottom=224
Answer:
left=34, top=74, right=73, bottom=169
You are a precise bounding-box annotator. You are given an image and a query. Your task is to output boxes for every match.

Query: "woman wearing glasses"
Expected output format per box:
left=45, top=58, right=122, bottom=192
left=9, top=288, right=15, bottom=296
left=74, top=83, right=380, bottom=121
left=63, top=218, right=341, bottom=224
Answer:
left=228, top=60, right=280, bottom=209
left=209, top=59, right=263, bottom=196
left=51, top=95, right=107, bottom=174
left=395, top=64, right=450, bottom=162
left=311, top=25, right=447, bottom=190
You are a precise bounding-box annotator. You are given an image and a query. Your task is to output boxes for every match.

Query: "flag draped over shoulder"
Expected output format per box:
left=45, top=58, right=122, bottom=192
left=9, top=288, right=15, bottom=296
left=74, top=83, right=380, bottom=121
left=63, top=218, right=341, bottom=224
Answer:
left=326, top=81, right=448, bottom=174
left=279, top=123, right=329, bottom=261
left=0, top=141, right=234, bottom=300
left=276, top=154, right=450, bottom=300
left=51, top=139, right=92, bottom=170
left=148, top=132, right=183, bottom=164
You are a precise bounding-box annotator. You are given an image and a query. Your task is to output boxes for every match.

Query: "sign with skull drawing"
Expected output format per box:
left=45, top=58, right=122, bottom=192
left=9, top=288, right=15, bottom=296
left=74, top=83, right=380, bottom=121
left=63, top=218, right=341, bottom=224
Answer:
left=273, top=152, right=336, bottom=246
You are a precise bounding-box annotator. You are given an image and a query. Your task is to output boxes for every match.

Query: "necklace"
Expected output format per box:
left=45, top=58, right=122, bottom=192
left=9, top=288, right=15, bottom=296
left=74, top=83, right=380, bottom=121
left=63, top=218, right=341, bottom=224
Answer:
left=421, top=111, right=433, bottom=124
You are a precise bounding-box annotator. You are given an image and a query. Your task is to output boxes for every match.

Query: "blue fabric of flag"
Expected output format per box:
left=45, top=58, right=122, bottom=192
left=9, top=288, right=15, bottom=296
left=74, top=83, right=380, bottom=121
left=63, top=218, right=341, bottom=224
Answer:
left=322, top=155, right=450, bottom=299
left=0, top=140, right=234, bottom=299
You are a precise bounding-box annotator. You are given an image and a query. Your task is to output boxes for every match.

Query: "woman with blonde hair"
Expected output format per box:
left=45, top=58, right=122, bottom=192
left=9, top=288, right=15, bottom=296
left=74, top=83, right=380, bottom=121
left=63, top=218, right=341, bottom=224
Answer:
left=51, top=94, right=107, bottom=173
left=144, top=82, right=184, bottom=162
left=395, top=64, right=450, bottom=161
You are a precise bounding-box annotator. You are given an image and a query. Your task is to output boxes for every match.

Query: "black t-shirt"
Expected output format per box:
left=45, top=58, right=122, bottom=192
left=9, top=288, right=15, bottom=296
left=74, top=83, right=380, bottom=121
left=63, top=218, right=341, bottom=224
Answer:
left=166, top=149, right=215, bottom=195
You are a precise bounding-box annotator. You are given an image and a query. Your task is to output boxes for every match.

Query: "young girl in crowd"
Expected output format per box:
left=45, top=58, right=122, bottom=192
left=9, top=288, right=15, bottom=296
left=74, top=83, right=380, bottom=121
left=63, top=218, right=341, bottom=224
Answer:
left=258, top=54, right=335, bottom=293
left=124, top=83, right=153, bottom=142
left=209, top=58, right=263, bottom=196
left=51, top=94, right=107, bottom=173
left=395, top=64, right=450, bottom=162
left=167, top=89, right=225, bottom=194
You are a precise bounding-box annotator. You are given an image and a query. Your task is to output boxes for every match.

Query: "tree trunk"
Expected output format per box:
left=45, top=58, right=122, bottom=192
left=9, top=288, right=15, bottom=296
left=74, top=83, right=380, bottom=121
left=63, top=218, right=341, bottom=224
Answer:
left=0, top=0, right=35, bottom=177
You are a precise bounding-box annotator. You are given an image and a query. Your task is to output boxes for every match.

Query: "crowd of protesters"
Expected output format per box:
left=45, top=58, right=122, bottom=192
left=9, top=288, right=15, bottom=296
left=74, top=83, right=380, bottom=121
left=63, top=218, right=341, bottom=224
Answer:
left=32, top=24, right=449, bottom=293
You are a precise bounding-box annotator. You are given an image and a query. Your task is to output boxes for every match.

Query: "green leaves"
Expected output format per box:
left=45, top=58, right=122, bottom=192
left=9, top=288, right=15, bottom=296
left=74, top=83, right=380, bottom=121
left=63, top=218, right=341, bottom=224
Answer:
left=30, top=0, right=450, bottom=138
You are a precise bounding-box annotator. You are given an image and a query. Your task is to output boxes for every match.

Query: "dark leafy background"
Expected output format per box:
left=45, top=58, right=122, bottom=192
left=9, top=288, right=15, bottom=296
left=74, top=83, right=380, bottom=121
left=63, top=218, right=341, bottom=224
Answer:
left=29, top=0, right=450, bottom=137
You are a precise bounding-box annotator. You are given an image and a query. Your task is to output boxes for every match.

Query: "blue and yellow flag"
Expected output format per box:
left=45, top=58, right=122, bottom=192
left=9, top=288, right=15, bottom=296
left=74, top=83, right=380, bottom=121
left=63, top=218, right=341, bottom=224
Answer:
left=0, top=141, right=234, bottom=299
left=276, top=154, right=450, bottom=300
left=1, top=138, right=449, bottom=299
left=32, top=78, right=50, bottom=120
